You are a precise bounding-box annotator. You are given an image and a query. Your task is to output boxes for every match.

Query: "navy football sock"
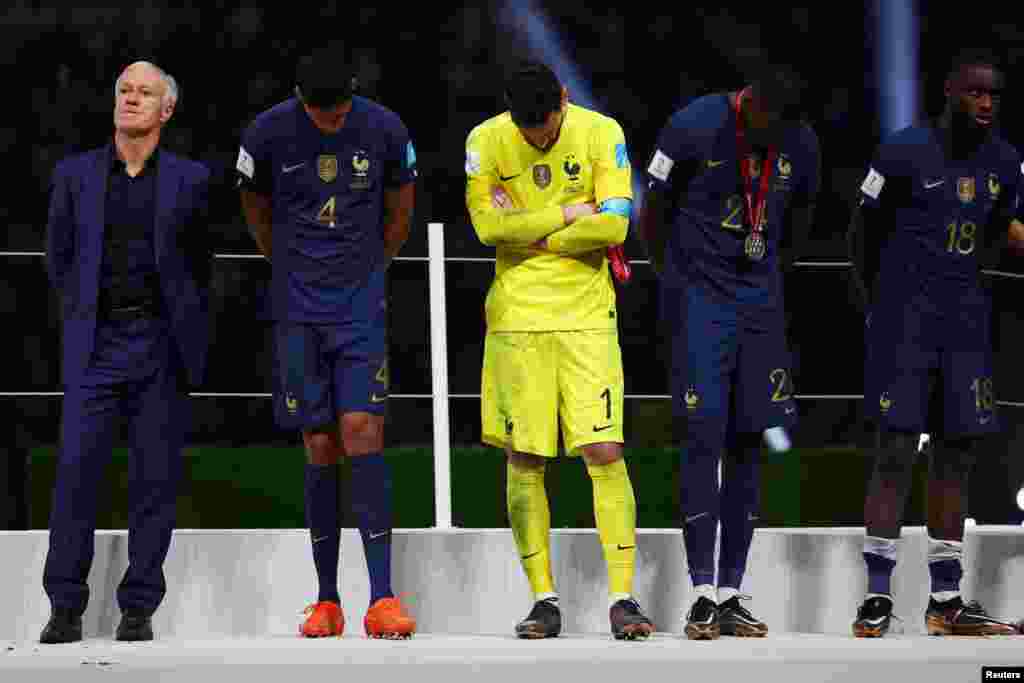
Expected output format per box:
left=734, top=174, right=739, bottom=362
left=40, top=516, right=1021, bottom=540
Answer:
left=926, top=438, right=973, bottom=598
left=349, top=453, right=394, bottom=605
left=928, top=538, right=964, bottom=596
left=863, top=536, right=899, bottom=596
left=680, top=422, right=723, bottom=588
left=718, top=433, right=761, bottom=589
left=304, top=463, right=341, bottom=604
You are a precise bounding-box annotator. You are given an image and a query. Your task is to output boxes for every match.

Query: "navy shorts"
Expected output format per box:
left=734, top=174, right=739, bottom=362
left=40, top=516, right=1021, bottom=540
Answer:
left=864, top=302, right=997, bottom=437
left=664, top=283, right=797, bottom=433
left=273, top=279, right=388, bottom=431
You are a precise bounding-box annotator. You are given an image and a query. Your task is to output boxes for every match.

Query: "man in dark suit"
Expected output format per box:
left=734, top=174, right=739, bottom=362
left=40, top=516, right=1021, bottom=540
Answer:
left=41, top=61, right=212, bottom=644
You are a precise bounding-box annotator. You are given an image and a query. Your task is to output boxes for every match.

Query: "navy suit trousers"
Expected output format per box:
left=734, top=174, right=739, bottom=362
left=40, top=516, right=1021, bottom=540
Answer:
left=43, top=314, right=189, bottom=616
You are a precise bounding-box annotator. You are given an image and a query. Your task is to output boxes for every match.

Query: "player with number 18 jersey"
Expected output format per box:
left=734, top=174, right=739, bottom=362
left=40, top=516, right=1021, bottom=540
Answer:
left=849, top=51, right=1024, bottom=639
left=857, top=122, right=1021, bottom=437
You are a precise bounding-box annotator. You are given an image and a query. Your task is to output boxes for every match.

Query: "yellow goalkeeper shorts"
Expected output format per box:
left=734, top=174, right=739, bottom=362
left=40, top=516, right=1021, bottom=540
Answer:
left=481, top=330, right=624, bottom=457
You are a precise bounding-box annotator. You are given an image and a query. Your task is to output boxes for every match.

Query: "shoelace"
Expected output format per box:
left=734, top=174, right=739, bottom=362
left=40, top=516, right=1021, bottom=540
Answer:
left=539, top=598, right=560, bottom=612
left=858, top=598, right=902, bottom=620
left=960, top=601, right=1015, bottom=627
left=963, top=600, right=986, bottom=614
left=523, top=599, right=559, bottom=623
left=685, top=598, right=715, bottom=622
left=727, top=593, right=756, bottom=618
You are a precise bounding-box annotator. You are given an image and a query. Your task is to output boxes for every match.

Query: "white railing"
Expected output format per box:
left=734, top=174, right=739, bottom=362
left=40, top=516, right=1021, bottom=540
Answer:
left=6, top=227, right=1024, bottom=528
left=426, top=223, right=452, bottom=528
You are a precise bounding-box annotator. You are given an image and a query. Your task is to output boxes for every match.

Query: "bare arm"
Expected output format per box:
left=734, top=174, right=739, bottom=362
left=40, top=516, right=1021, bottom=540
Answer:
left=383, top=182, right=415, bottom=263
left=1009, top=219, right=1024, bottom=250
left=240, top=189, right=273, bottom=259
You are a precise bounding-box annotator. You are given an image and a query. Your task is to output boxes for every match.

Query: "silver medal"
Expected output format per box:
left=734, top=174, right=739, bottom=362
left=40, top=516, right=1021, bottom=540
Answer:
left=744, top=232, right=765, bottom=261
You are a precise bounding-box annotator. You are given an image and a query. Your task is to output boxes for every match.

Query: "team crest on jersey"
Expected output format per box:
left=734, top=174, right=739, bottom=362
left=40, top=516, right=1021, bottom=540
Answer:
left=777, top=154, right=792, bottom=179
left=533, top=164, right=552, bottom=189
left=563, top=154, right=583, bottom=193
left=351, top=150, right=371, bottom=190
left=563, top=154, right=582, bottom=181
left=317, top=155, right=338, bottom=183
left=988, top=173, right=1001, bottom=199
left=685, top=387, right=699, bottom=411
left=879, top=393, right=892, bottom=414
left=773, top=154, right=793, bottom=190
left=285, top=394, right=299, bottom=415
left=957, top=177, right=975, bottom=204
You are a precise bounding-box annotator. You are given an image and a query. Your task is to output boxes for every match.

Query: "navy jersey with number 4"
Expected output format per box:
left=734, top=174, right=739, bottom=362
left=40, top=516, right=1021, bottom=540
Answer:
left=859, top=125, right=1022, bottom=313
left=647, top=93, right=819, bottom=322
left=237, top=96, right=416, bottom=323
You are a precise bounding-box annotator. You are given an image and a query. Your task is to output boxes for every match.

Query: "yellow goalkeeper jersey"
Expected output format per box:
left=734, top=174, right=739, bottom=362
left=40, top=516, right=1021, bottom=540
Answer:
left=465, top=103, right=632, bottom=332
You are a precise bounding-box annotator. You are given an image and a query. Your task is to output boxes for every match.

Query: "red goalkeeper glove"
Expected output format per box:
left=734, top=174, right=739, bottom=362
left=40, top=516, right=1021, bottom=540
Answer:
left=607, top=244, right=631, bottom=284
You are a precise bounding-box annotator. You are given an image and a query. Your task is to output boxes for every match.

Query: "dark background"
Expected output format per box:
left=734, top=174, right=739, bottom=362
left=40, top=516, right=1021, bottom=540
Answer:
left=3, top=2, right=1024, bottom=526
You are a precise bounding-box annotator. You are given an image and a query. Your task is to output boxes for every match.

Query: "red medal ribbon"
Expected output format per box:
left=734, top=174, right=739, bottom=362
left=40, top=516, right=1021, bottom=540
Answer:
left=734, top=87, right=776, bottom=235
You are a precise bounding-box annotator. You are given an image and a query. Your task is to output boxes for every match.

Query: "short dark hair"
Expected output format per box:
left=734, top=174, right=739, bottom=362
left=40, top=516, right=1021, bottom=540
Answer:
left=504, top=61, right=562, bottom=127
left=948, top=48, right=1003, bottom=79
left=750, top=63, right=808, bottom=122
left=296, top=42, right=356, bottom=108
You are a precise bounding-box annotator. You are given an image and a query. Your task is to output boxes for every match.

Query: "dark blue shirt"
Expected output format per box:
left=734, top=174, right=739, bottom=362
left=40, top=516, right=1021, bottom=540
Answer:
left=858, top=125, right=1023, bottom=316
left=237, top=96, right=416, bottom=323
left=100, top=146, right=161, bottom=311
left=646, top=93, right=820, bottom=322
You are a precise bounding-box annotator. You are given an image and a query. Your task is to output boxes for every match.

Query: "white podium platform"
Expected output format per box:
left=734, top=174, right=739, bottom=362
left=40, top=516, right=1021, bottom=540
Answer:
left=3, top=527, right=1024, bottom=682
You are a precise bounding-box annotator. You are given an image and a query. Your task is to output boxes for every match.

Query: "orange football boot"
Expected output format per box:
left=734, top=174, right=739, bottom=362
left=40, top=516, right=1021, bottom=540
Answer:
left=300, top=601, right=344, bottom=637
left=364, top=595, right=416, bottom=639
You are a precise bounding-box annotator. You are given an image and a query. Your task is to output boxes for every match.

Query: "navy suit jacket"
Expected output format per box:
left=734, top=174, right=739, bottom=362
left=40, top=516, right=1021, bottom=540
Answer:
left=45, top=145, right=213, bottom=388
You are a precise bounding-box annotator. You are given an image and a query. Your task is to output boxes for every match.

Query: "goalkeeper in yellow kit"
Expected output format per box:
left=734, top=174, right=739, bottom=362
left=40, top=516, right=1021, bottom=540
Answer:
left=465, top=61, right=654, bottom=640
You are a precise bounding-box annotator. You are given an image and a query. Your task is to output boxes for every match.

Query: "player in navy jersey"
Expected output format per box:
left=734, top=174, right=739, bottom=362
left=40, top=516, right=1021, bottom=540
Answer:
left=237, top=43, right=417, bottom=639
left=849, top=49, right=1024, bottom=638
left=638, top=64, right=820, bottom=639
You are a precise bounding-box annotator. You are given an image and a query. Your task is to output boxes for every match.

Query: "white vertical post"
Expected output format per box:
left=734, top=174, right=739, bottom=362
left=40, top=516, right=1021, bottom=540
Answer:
left=427, top=222, right=452, bottom=529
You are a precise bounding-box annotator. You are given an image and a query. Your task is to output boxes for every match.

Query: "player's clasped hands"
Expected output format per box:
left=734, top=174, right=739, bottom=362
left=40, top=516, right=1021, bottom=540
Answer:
left=563, top=201, right=596, bottom=224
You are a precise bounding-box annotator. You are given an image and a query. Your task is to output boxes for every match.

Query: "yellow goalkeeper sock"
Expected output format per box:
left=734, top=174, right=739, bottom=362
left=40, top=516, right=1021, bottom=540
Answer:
left=507, top=459, right=554, bottom=598
left=587, top=458, right=636, bottom=599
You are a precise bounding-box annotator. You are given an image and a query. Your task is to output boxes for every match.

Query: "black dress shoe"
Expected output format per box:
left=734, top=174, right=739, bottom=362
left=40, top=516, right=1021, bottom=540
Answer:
left=39, top=607, right=83, bottom=644
left=116, top=611, right=154, bottom=642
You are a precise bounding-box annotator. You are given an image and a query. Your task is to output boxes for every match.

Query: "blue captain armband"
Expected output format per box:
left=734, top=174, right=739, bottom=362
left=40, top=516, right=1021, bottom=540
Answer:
left=598, top=197, right=632, bottom=218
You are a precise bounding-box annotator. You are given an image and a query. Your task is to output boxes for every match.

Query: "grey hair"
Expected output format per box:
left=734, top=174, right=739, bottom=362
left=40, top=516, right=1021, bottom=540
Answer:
left=115, top=62, right=179, bottom=107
